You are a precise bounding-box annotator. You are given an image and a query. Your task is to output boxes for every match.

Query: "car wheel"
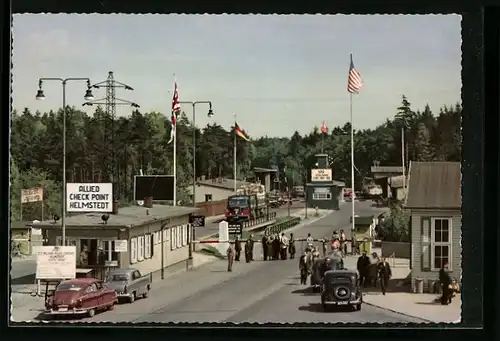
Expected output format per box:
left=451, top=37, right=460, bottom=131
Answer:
left=143, top=286, right=150, bottom=298
left=108, top=303, right=115, bottom=310
left=356, top=304, right=362, bottom=311
left=88, top=308, right=96, bottom=317
left=129, top=292, right=136, bottom=303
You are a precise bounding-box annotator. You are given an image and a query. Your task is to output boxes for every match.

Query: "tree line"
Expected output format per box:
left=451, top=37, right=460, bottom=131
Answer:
left=11, top=95, right=461, bottom=221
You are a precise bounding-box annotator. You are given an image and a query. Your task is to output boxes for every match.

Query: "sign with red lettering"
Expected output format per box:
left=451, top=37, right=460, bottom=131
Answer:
left=66, top=183, right=113, bottom=213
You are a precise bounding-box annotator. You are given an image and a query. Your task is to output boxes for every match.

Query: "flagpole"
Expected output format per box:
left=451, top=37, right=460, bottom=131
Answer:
left=233, top=113, right=237, bottom=192
left=401, top=127, right=406, bottom=196
left=173, top=75, right=177, bottom=207
left=321, top=132, right=324, bottom=154
left=350, top=93, right=355, bottom=233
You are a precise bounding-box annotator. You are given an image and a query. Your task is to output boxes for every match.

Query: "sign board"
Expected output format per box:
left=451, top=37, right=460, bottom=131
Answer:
left=134, top=175, right=174, bottom=201
left=314, top=187, right=331, bottom=194
left=311, top=169, right=332, bottom=182
left=228, top=223, right=242, bottom=235
left=21, top=187, right=43, bottom=204
left=114, top=240, right=128, bottom=252
left=105, top=260, right=119, bottom=267
left=36, top=246, right=76, bottom=280
left=189, top=215, right=205, bottom=227
left=66, top=183, right=113, bottom=213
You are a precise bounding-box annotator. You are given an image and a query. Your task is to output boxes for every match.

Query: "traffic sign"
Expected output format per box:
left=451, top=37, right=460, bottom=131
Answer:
left=228, top=223, right=242, bottom=235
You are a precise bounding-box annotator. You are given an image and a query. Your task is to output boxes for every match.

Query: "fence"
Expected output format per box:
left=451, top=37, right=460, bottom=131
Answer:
left=381, top=241, right=411, bottom=259
left=240, top=212, right=277, bottom=229
left=264, top=216, right=300, bottom=236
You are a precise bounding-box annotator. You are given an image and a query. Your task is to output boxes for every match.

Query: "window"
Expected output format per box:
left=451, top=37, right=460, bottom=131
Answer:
left=153, top=231, right=161, bottom=245
left=138, top=236, right=145, bottom=261
left=130, top=238, right=137, bottom=264
left=132, top=270, right=141, bottom=280
left=171, top=227, right=177, bottom=250
left=99, top=240, right=119, bottom=264
left=312, top=193, right=332, bottom=200
left=144, top=233, right=151, bottom=259
left=56, top=237, right=77, bottom=247
left=163, top=229, right=169, bottom=243
left=176, top=226, right=182, bottom=248
left=431, top=218, right=452, bottom=271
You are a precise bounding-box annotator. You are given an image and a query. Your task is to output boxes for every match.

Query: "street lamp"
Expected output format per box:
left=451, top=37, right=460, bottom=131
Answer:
left=178, top=101, right=214, bottom=207
left=36, top=77, right=94, bottom=246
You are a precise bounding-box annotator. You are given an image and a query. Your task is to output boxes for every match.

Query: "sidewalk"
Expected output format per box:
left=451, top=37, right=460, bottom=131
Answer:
left=363, top=292, right=461, bottom=323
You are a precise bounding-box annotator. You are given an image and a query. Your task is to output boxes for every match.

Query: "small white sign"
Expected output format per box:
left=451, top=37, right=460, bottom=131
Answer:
left=21, top=187, right=44, bottom=204
left=311, top=169, right=332, bottom=182
left=114, top=240, right=128, bottom=252
left=66, top=183, right=113, bottom=213
left=36, top=246, right=76, bottom=280
left=31, top=227, right=42, bottom=236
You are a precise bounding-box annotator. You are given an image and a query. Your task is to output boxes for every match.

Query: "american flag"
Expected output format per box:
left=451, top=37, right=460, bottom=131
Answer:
left=168, top=80, right=181, bottom=144
left=347, top=54, right=363, bottom=94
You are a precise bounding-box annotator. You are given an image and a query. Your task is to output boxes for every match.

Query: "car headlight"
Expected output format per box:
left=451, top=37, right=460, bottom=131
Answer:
left=350, top=275, right=356, bottom=282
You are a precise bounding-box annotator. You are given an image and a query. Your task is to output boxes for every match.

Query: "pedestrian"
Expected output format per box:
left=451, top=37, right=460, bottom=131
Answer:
left=267, top=235, right=274, bottom=260
left=226, top=244, right=235, bottom=272
left=262, top=234, right=269, bottom=260
left=306, top=233, right=314, bottom=251
left=339, top=229, right=347, bottom=255
left=273, top=234, right=280, bottom=260
left=332, top=230, right=339, bottom=242
left=280, top=233, right=288, bottom=260
left=377, top=257, right=392, bottom=295
left=439, top=261, right=452, bottom=305
left=356, top=251, right=370, bottom=287
left=244, top=239, right=252, bottom=263
left=234, top=236, right=242, bottom=261
left=351, top=232, right=358, bottom=255
left=288, top=233, right=296, bottom=259
left=369, top=252, right=381, bottom=287
left=299, top=253, right=308, bottom=284
left=248, top=234, right=255, bottom=261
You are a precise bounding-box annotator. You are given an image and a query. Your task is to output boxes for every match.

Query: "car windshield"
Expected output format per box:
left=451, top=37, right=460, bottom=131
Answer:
left=56, top=283, right=84, bottom=291
left=228, top=196, right=248, bottom=207
left=106, top=274, right=129, bottom=281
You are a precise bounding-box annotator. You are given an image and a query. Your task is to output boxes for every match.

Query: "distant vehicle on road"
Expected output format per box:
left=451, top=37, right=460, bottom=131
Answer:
left=321, top=269, right=362, bottom=312
left=104, top=268, right=151, bottom=303
left=45, top=278, right=117, bottom=318
left=292, top=186, right=305, bottom=198
left=226, top=184, right=268, bottom=222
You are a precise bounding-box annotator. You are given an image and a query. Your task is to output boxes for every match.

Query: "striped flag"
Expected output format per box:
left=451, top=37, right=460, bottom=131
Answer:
left=168, top=81, right=181, bottom=144
left=235, top=122, right=250, bottom=141
left=347, top=54, right=363, bottom=94
left=321, top=121, right=328, bottom=134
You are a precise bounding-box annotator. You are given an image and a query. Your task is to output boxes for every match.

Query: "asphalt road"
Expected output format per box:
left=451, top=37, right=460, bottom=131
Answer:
left=9, top=204, right=304, bottom=283
left=80, top=201, right=422, bottom=324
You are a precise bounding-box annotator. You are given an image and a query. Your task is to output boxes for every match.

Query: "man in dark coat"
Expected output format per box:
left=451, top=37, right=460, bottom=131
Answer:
left=439, top=261, right=452, bottom=305
left=267, top=235, right=274, bottom=260
left=377, top=257, right=392, bottom=295
left=299, top=254, right=308, bottom=284
left=244, top=239, right=252, bottom=263
left=273, top=234, right=280, bottom=260
left=226, top=244, right=235, bottom=271
left=262, top=235, right=269, bottom=260
left=247, top=234, right=255, bottom=261
left=234, top=236, right=242, bottom=261
left=357, top=251, right=370, bottom=287
left=289, top=233, right=296, bottom=259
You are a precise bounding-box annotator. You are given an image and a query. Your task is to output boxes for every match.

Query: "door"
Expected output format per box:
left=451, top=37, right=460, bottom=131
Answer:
left=81, top=283, right=99, bottom=309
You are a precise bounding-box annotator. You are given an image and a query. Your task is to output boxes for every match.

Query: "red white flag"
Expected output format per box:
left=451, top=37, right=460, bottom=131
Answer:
left=347, top=54, right=363, bottom=94
left=321, top=121, right=328, bottom=134
left=168, top=81, right=181, bottom=144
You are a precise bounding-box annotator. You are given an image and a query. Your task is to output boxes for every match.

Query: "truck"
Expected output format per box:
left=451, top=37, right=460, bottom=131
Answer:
left=225, top=183, right=269, bottom=222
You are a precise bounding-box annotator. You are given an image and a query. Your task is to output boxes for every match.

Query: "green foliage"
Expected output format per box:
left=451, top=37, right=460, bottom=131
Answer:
left=10, top=95, right=461, bottom=221
left=378, top=204, right=410, bottom=242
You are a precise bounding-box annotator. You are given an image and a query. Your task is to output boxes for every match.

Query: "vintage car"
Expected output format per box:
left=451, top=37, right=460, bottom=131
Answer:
left=310, top=255, right=344, bottom=292
left=321, top=269, right=362, bottom=311
left=104, top=268, right=151, bottom=303
left=45, top=278, right=117, bottom=318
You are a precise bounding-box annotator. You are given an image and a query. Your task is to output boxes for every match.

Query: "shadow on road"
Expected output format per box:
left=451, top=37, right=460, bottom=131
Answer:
left=291, top=287, right=319, bottom=296
left=11, top=273, right=36, bottom=285
left=298, top=303, right=356, bottom=313
left=360, top=279, right=411, bottom=294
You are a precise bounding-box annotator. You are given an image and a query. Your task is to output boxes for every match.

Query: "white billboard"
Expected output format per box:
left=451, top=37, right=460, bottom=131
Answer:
left=66, top=183, right=113, bottom=213
left=21, top=187, right=44, bottom=204
left=36, top=246, right=76, bottom=280
left=311, top=169, right=332, bottom=182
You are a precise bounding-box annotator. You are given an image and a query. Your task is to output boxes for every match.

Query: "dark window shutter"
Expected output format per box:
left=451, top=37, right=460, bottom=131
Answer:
left=421, top=217, right=431, bottom=271
left=150, top=234, right=154, bottom=257
left=409, top=215, right=412, bottom=269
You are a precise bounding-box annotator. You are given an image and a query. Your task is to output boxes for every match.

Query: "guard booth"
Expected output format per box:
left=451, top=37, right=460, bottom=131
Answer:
left=351, top=215, right=375, bottom=254
left=305, top=154, right=344, bottom=210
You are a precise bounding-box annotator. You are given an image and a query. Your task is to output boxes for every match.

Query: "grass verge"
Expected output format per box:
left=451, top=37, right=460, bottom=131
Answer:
left=196, top=245, right=227, bottom=260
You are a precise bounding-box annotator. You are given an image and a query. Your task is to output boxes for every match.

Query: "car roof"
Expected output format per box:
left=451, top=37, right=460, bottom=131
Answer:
left=324, top=269, right=356, bottom=276
left=108, top=268, right=136, bottom=274
left=61, top=278, right=98, bottom=285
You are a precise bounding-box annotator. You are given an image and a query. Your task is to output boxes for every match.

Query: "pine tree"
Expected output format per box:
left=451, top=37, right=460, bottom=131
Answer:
left=415, top=123, right=434, bottom=161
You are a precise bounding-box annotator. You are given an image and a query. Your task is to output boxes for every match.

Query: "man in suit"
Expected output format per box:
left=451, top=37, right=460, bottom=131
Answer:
left=377, top=257, right=392, bottom=295
left=234, top=236, right=242, bottom=261
left=262, top=235, right=269, bottom=260
left=439, top=261, right=452, bottom=305
left=357, top=251, right=370, bottom=287
left=226, top=244, right=235, bottom=272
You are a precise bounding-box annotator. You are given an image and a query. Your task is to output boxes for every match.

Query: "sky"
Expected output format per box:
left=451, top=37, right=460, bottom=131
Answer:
left=12, top=14, right=462, bottom=138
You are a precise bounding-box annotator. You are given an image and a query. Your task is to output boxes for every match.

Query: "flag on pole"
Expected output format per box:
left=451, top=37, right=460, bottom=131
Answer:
left=168, top=81, right=181, bottom=144
left=347, top=54, right=363, bottom=94
left=320, top=121, right=328, bottom=134
left=235, top=122, right=250, bottom=141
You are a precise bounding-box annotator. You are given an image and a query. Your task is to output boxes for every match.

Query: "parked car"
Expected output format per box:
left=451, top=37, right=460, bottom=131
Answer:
left=321, top=269, right=362, bottom=312
left=45, top=278, right=117, bottom=318
left=104, top=268, right=151, bottom=303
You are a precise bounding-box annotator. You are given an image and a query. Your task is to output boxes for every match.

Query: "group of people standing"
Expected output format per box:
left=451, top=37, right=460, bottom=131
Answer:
left=356, top=251, right=392, bottom=295
left=262, top=232, right=296, bottom=261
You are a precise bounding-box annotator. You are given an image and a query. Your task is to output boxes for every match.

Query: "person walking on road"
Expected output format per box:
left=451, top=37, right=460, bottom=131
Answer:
left=288, top=233, right=296, bottom=259
left=267, top=235, right=274, bottom=260
left=357, top=251, right=370, bottom=287
left=262, top=235, right=269, bottom=260
left=377, top=257, right=392, bottom=295
left=226, top=244, right=235, bottom=272
left=273, top=234, right=280, bottom=260
left=280, top=233, right=289, bottom=260
left=244, top=239, right=252, bottom=263
left=339, top=229, right=347, bottom=255
left=248, top=234, right=255, bottom=261
left=439, top=261, right=452, bottom=305
left=234, top=236, right=242, bottom=261
left=306, top=233, right=314, bottom=252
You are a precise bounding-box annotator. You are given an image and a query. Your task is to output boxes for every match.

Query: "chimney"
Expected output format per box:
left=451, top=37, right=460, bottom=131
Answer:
left=112, top=200, right=119, bottom=214
left=144, top=196, right=153, bottom=208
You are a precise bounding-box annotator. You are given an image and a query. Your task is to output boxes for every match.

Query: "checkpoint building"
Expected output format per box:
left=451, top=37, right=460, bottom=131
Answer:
left=305, top=154, right=345, bottom=210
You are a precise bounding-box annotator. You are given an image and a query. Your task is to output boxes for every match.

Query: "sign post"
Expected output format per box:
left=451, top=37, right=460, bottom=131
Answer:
left=66, top=183, right=113, bottom=213
left=20, top=187, right=44, bottom=221
left=36, top=246, right=76, bottom=280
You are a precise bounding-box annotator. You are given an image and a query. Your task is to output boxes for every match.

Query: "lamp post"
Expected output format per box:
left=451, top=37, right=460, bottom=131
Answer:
left=36, top=78, right=94, bottom=246
left=178, top=101, right=214, bottom=206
